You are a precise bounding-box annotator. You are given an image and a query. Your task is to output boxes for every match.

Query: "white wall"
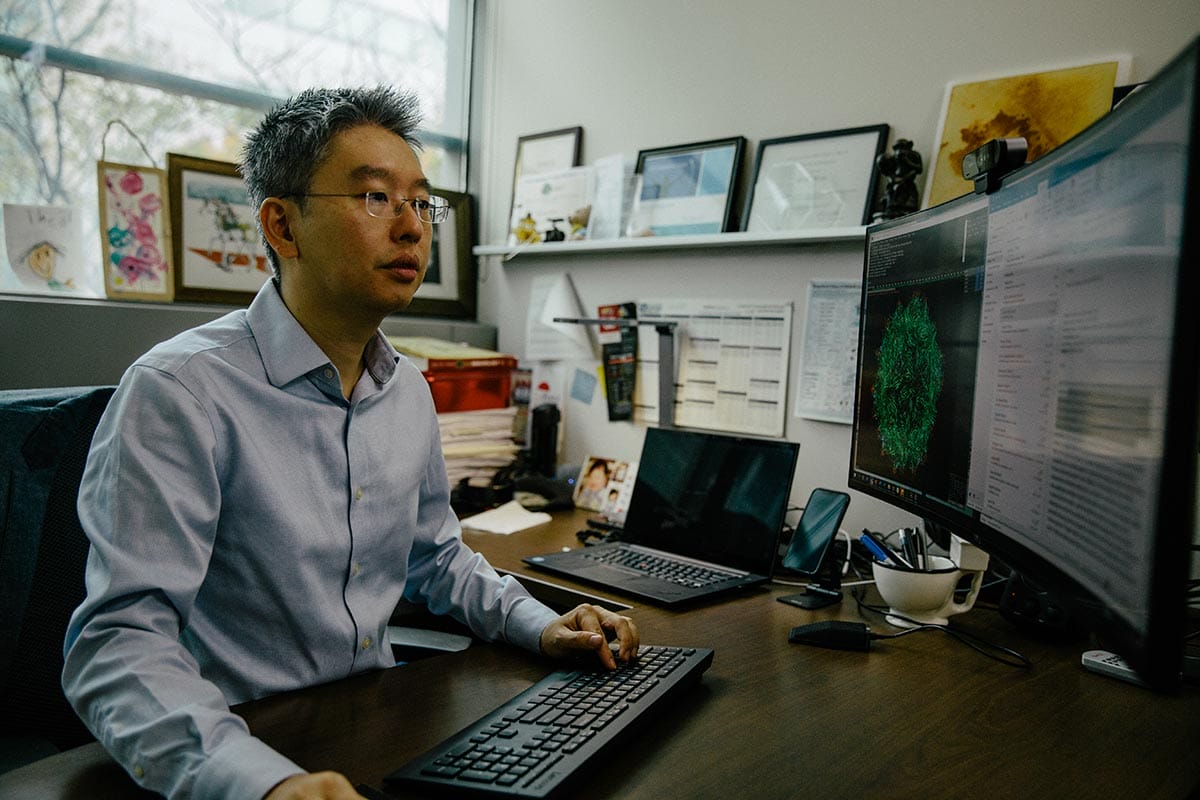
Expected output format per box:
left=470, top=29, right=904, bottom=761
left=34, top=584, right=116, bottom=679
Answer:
left=469, top=0, right=1200, bottom=537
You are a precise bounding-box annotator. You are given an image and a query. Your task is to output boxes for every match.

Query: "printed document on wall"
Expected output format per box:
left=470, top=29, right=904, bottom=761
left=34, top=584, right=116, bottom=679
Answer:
left=525, top=272, right=595, bottom=361
left=634, top=298, right=793, bottom=437
left=794, top=280, right=861, bottom=424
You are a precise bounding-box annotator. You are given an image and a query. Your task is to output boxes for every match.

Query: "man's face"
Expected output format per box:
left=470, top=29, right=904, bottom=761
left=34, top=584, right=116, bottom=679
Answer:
left=284, top=124, right=434, bottom=322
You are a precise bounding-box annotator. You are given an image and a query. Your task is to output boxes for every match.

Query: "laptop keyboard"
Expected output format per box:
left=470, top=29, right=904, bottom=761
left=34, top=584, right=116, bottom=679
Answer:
left=584, top=545, right=739, bottom=588
left=383, top=645, right=714, bottom=798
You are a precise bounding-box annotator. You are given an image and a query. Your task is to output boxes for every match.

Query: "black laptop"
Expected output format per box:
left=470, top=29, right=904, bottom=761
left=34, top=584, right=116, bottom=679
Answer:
left=524, top=427, right=799, bottom=605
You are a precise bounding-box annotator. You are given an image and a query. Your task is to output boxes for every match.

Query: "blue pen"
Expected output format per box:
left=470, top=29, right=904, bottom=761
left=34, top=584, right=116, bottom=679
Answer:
left=860, top=531, right=913, bottom=569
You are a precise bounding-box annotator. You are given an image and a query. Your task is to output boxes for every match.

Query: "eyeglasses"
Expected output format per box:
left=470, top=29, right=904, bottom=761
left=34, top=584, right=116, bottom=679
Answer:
left=292, top=191, right=450, bottom=223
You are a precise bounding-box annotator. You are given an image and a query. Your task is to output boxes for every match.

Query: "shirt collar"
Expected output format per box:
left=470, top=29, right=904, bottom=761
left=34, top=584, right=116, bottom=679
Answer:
left=246, top=281, right=399, bottom=389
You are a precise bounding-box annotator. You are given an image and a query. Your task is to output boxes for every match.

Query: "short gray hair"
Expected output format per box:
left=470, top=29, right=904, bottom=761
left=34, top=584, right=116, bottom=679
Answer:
left=240, top=86, right=423, bottom=274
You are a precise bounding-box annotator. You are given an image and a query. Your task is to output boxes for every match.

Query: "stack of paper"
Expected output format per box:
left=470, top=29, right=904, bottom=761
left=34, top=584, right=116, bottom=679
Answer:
left=461, top=500, right=551, bottom=535
left=438, top=406, right=521, bottom=487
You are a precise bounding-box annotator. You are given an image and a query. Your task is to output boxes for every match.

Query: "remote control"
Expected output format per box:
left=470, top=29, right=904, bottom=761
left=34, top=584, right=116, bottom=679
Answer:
left=1081, top=649, right=1147, bottom=686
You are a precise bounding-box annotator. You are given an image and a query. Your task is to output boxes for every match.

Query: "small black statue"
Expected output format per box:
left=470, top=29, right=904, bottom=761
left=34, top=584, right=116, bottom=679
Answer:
left=874, top=139, right=924, bottom=221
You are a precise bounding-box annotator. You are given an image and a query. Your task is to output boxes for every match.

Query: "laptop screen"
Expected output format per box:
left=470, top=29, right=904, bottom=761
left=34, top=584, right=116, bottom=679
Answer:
left=624, top=428, right=799, bottom=575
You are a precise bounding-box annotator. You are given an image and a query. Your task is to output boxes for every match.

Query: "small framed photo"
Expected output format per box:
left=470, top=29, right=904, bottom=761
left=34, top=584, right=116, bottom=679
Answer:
left=167, top=153, right=271, bottom=306
left=573, top=455, right=638, bottom=522
left=97, top=161, right=174, bottom=302
left=508, top=126, right=582, bottom=230
left=408, top=188, right=477, bottom=319
left=743, top=124, right=889, bottom=232
left=630, top=136, right=746, bottom=236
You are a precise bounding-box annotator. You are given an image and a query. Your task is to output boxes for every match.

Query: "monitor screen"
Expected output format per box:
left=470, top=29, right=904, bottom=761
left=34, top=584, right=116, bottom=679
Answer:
left=849, top=38, right=1198, bottom=688
left=625, top=427, right=800, bottom=576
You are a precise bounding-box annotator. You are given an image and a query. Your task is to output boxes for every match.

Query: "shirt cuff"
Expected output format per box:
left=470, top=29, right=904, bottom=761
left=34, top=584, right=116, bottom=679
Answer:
left=192, top=734, right=305, bottom=800
left=504, top=594, right=560, bottom=654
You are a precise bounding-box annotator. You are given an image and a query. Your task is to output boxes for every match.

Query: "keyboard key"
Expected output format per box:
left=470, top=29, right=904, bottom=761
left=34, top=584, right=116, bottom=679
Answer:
left=459, top=769, right=498, bottom=783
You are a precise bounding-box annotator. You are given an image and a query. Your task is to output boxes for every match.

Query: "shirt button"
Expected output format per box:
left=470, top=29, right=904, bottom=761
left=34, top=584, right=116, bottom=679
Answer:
left=352, top=562, right=361, bottom=577
left=361, top=637, right=373, bottom=650
left=133, top=765, right=145, bottom=779
left=354, top=488, right=363, bottom=501
left=324, top=368, right=334, bottom=380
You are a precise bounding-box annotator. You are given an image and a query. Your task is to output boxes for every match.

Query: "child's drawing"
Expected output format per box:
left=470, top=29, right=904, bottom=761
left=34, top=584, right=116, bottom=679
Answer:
left=175, top=161, right=270, bottom=300
left=98, top=163, right=173, bottom=300
left=3, top=203, right=89, bottom=296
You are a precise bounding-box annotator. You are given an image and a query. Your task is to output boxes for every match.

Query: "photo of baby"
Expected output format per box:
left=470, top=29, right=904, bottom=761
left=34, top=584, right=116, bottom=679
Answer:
left=573, top=456, right=638, bottom=522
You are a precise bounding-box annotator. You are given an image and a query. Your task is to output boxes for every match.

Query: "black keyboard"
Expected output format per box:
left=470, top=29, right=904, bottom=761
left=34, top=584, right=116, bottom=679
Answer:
left=383, top=645, right=714, bottom=798
left=584, top=545, right=737, bottom=588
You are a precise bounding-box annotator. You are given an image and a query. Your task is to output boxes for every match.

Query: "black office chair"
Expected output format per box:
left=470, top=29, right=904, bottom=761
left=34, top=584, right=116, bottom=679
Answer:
left=0, top=386, right=114, bottom=774
left=0, top=384, right=472, bottom=774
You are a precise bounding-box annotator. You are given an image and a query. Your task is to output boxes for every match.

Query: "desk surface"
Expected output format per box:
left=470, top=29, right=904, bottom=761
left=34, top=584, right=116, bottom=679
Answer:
left=4, top=510, right=1198, bottom=799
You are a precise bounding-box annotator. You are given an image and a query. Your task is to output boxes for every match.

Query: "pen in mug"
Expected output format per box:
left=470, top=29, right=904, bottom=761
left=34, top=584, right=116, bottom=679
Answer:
left=860, top=530, right=913, bottom=569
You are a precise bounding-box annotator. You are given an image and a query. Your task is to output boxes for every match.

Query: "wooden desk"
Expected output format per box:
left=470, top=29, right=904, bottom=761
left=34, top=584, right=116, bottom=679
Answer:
left=4, top=510, right=1198, bottom=799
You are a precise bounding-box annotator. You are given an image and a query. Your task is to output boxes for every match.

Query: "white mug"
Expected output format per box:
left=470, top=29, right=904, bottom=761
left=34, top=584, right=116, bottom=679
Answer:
left=871, top=554, right=987, bottom=627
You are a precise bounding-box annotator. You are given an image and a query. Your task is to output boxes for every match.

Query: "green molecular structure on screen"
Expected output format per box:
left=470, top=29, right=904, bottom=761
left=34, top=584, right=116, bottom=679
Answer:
left=873, top=295, right=943, bottom=472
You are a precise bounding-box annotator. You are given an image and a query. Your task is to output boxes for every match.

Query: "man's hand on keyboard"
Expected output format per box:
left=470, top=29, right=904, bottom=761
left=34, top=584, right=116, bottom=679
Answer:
left=264, top=771, right=365, bottom=799
left=539, top=603, right=639, bottom=670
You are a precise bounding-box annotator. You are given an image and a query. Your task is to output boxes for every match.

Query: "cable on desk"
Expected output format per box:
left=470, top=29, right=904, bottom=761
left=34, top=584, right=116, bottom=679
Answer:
left=851, top=586, right=1032, bottom=669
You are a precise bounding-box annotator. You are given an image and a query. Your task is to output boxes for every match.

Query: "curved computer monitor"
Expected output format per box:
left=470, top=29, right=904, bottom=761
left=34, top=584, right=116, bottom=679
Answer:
left=848, top=37, right=1198, bottom=689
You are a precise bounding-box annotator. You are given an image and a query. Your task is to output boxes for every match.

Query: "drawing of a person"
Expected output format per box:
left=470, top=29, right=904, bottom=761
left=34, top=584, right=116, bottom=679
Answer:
left=22, top=240, right=75, bottom=290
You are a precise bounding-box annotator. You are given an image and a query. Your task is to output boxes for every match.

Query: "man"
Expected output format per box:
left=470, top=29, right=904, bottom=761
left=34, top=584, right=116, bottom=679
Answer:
left=62, top=86, right=638, bottom=800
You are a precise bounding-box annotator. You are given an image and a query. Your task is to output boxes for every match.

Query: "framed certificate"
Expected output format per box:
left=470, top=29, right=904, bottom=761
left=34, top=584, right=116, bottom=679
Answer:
left=507, top=126, right=582, bottom=240
left=743, top=124, right=889, bottom=231
left=630, top=136, right=745, bottom=236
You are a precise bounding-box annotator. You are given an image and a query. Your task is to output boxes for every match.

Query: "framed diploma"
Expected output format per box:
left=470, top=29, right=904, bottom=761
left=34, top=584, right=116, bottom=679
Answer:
left=743, top=124, right=889, bottom=232
left=630, top=136, right=745, bottom=236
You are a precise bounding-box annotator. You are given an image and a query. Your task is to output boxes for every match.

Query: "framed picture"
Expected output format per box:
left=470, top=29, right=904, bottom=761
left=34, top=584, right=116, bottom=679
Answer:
left=167, top=153, right=271, bottom=305
left=508, top=126, right=582, bottom=235
left=742, top=124, right=889, bottom=232
left=97, top=161, right=174, bottom=301
left=573, top=455, right=638, bottom=520
left=923, top=57, right=1130, bottom=208
left=630, top=136, right=746, bottom=236
left=507, top=166, right=596, bottom=247
left=408, top=188, right=476, bottom=319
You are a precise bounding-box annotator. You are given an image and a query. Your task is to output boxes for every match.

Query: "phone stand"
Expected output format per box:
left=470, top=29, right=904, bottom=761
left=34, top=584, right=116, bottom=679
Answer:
left=777, top=543, right=846, bottom=609
left=775, top=488, right=851, bottom=610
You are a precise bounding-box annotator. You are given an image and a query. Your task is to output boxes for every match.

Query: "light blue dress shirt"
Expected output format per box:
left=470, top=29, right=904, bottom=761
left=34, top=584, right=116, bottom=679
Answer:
left=62, top=282, right=557, bottom=800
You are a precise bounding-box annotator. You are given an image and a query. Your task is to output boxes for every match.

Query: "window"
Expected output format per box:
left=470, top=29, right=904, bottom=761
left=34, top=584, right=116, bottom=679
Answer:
left=1, top=0, right=472, bottom=296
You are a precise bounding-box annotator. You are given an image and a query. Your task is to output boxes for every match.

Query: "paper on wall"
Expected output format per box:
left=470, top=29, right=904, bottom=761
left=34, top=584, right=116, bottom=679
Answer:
left=525, top=272, right=595, bottom=361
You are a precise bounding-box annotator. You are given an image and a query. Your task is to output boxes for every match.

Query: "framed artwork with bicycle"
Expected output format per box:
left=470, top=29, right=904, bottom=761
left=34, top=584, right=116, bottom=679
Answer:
left=167, top=153, right=271, bottom=306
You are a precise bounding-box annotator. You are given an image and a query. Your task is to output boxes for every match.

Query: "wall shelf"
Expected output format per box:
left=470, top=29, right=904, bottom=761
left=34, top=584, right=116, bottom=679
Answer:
left=472, top=226, right=867, bottom=259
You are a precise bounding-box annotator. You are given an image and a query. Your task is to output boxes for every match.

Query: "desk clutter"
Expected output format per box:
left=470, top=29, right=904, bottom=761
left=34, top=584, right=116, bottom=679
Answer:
left=390, top=336, right=530, bottom=511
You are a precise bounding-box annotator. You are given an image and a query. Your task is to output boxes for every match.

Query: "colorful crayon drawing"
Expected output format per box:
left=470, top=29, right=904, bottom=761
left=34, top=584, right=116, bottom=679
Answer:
left=174, top=161, right=271, bottom=300
left=189, top=196, right=262, bottom=272
left=98, top=163, right=173, bottom=300
left=21, top=240, right=74, bottom=289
